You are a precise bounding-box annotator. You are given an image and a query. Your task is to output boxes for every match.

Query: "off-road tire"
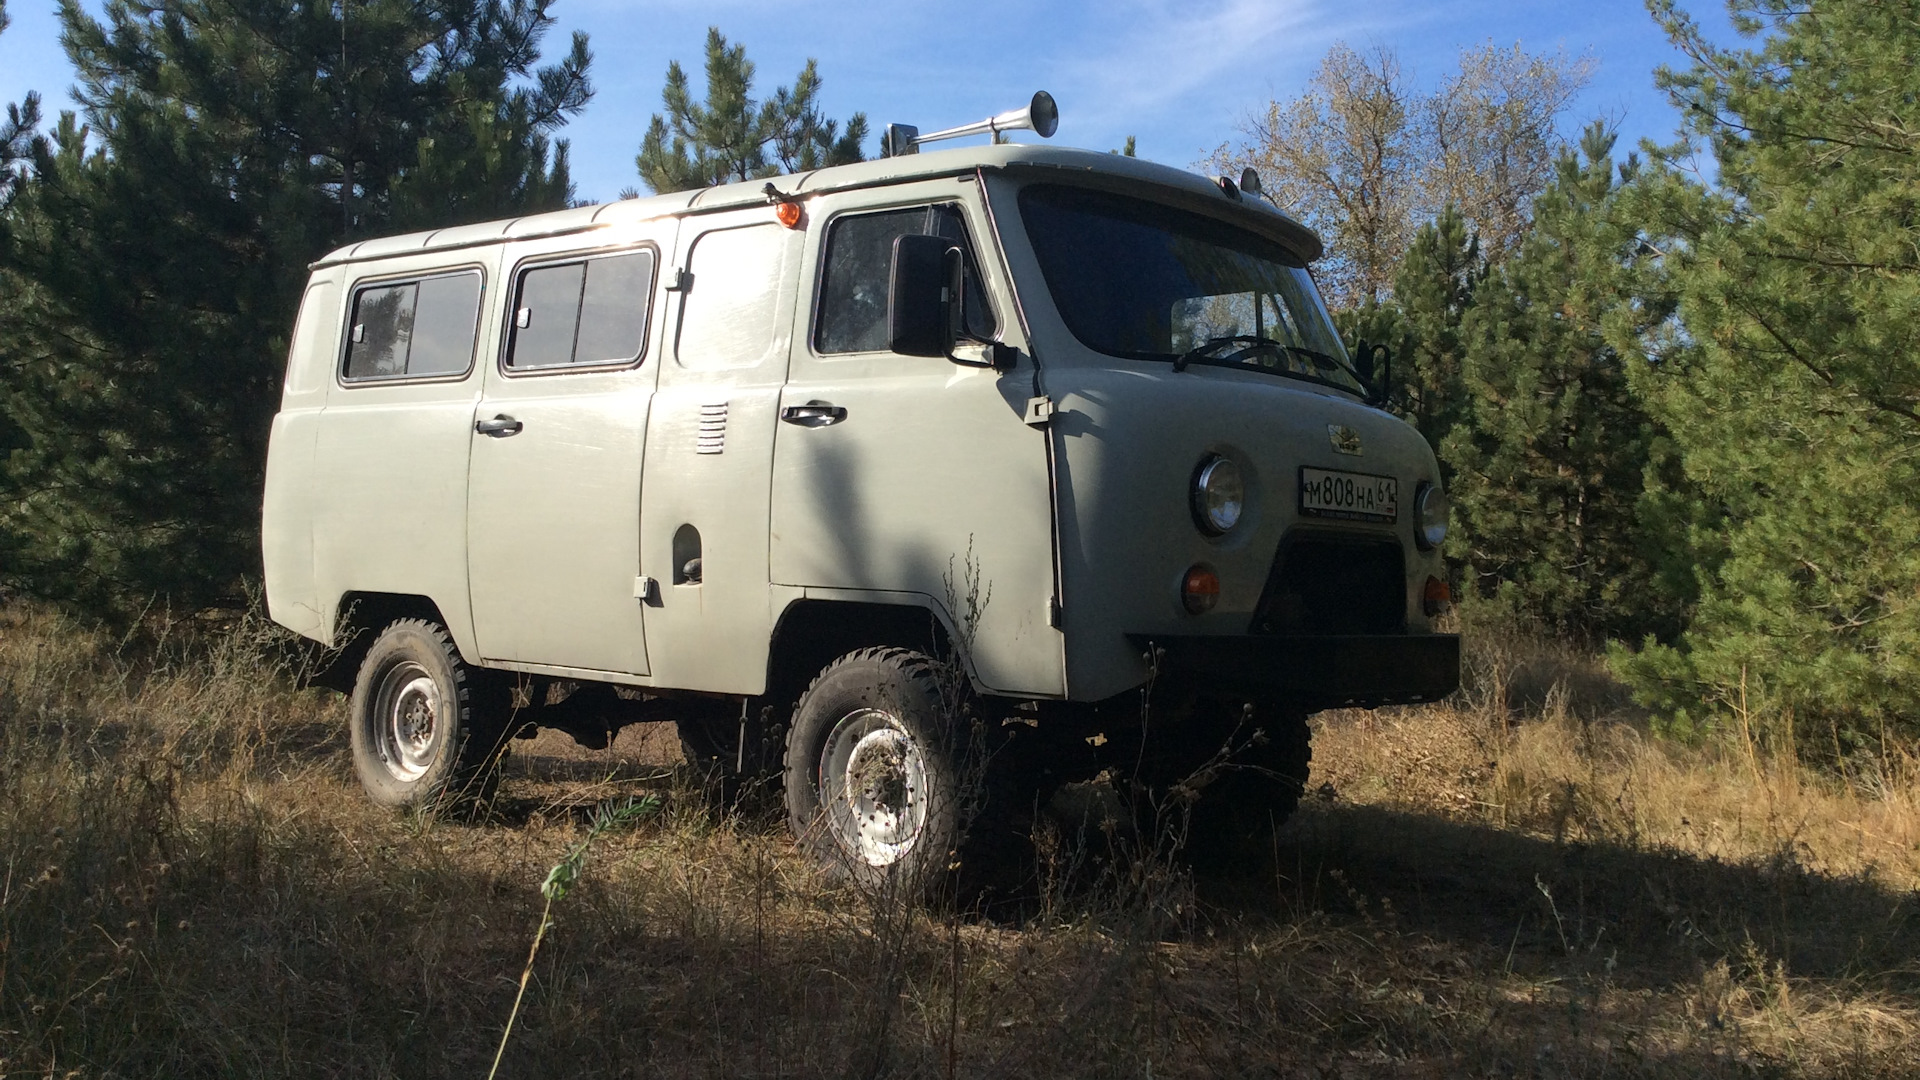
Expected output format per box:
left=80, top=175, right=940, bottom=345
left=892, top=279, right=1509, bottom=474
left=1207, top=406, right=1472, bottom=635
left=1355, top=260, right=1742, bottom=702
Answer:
left=1122, top=698, right=1312, bottom=865
left=348, top=619, right=508, bottom=810
left=783, top=647, right=1028, bottom=900
left=1178, top=703, right=1312, bottom=865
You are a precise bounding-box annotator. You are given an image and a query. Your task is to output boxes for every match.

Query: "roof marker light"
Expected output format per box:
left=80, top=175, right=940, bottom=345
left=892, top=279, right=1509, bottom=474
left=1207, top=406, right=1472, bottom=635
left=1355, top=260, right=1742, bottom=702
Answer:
left=762, top=182, right=804, bottom=229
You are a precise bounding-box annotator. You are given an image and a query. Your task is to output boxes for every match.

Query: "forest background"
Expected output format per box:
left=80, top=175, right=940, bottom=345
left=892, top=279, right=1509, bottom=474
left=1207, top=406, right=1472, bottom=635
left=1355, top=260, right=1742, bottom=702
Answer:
left=1, top=0, right=1917, bottom=758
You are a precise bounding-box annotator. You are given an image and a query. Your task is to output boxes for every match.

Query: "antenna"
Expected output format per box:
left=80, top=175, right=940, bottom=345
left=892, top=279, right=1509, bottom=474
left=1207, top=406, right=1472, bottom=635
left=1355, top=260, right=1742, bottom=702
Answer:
left=882, top=92, right=1059, bottom=157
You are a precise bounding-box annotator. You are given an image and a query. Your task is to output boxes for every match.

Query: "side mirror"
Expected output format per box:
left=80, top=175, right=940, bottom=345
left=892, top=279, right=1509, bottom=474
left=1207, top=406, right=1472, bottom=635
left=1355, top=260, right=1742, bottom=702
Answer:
left=888, top=234, right=961, bottom=357
left=1352, top=340, right=1375, bottom=385
left=1359, top=342, right=1392, bottom=407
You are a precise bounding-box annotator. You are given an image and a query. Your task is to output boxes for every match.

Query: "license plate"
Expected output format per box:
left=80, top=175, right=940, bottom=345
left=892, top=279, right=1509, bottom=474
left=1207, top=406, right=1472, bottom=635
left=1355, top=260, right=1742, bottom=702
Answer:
left=1299, top=467, right=1398, bottom=523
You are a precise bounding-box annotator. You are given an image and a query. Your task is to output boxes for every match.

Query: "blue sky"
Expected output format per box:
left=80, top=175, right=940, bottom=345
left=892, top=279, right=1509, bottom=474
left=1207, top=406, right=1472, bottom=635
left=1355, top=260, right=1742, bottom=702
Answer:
left=0, top=0, right=1729, bottom=205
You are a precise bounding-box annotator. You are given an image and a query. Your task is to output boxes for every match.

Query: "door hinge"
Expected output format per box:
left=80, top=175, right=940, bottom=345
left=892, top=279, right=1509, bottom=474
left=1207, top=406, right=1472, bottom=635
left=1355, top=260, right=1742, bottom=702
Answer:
left=1024, top=396, right=1055, bottom=428
left=665, top=268, right=693, bottom=292
left=1048, top=596, right=1063, bottom=628
left=634, top=576, right=660, bottom=605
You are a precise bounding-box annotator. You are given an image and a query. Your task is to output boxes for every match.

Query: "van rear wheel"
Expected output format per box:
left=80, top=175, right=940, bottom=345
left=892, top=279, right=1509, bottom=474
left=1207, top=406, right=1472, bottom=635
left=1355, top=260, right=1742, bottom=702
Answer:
left=349, top=619, right=507, bottom=809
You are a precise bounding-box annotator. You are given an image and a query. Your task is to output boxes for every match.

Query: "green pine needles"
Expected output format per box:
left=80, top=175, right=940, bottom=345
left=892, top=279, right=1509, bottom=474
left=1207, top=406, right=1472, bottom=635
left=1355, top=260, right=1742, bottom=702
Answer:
left=0, top=0, right=592, bottom=619
left=635, top=27, right=867, bottom=194
left=1343, top=0, right=1920, bottom=747
left=1606, top=0, right=1920, bottom=745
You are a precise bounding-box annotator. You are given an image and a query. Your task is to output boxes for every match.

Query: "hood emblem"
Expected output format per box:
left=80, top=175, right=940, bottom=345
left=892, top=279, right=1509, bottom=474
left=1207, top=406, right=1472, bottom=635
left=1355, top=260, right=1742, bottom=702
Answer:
left=1328, top=424, right=1363, bottom=456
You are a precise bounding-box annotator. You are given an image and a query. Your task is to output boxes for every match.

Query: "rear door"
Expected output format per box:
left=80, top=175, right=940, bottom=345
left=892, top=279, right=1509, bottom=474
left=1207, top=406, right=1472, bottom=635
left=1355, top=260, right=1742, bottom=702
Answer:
left=466, top=235, right=665, bottom=674
left=313, top=261, right=491, bottom=657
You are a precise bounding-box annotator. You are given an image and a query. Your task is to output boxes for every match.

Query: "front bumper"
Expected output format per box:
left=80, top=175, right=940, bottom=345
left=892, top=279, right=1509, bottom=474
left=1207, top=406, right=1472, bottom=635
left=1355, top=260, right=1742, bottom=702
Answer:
left=1127, top=633, right=1460, bottom=709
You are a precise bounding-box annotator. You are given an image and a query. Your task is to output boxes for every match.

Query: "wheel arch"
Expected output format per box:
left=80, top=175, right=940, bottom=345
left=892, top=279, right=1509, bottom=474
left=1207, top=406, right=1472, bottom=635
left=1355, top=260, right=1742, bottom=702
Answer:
left=765, top=598, right=970, bottom=706
left=311, top=591, right=468, bottom=694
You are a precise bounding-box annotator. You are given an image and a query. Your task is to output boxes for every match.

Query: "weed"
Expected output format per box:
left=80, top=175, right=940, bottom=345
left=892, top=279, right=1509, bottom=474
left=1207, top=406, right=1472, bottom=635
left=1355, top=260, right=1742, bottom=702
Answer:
left=490, top=794, right=659, bottom=1079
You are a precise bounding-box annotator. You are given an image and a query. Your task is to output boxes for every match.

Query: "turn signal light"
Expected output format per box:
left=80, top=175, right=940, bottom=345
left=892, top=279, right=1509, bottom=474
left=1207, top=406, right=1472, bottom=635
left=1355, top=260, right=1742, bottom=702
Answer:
left=1423, top=576, right=1452, bottom=617
left=1182, top=565, right=1220, bottom=614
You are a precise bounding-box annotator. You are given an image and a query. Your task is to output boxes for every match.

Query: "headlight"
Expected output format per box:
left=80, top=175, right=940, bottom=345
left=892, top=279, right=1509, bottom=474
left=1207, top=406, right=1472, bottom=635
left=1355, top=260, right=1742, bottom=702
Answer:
left=1415, top=482, right=1448, bottom=550
left=1191, top=456, right=1244, bottom=535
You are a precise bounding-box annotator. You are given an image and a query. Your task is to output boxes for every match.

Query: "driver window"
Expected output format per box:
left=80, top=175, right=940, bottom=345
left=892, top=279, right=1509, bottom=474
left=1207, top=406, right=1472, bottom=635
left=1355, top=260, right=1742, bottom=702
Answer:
left=814, top=204, right=995, bottom=355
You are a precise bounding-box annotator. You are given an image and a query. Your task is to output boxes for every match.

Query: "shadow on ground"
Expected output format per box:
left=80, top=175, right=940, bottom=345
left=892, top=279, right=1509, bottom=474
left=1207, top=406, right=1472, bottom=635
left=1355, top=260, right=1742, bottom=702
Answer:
left=1194, top=797, right=1920, bottom=1000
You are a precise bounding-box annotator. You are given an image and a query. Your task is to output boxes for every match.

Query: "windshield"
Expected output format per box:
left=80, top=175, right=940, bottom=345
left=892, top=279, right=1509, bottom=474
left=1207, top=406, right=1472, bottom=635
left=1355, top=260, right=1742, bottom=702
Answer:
left=1018, top=184, right=1362, bottom=393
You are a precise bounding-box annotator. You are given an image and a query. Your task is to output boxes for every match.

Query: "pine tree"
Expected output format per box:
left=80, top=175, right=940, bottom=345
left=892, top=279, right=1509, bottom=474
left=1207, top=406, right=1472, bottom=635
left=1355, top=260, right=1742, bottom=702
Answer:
left=635, top=27, right=866, bottom=193
left=0, top=0, right=592, bottom=617
left=1443, top=126, right=1689, bottom=642
left=1612, top=0, right=1920, bottom=742
left=1388, top=205, right=1483, bottom=455
left=1335, top=208, right=1480, bottom=471
left=0, top=0, right=34, bottom=474
left=0, top=0, right=40, bottom=211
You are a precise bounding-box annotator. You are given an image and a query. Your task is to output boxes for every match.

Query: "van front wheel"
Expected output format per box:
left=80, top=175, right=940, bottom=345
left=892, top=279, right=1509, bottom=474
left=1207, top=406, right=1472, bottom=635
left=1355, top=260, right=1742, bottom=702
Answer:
left=349, top=619, right=506, bottom=809
left=784, top=648, right=1021, bottom=897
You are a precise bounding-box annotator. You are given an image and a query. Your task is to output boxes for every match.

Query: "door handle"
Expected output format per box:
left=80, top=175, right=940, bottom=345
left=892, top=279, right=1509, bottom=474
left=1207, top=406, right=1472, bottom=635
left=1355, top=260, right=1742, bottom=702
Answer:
left=475, top=415, right=523, bottom=437
left=780, top=403, right=847, bottom=428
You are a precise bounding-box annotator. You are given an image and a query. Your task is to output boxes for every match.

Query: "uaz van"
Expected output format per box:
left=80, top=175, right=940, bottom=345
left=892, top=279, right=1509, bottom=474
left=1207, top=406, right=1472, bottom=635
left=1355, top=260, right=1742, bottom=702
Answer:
left=263, top=102, right=1458, bottom=890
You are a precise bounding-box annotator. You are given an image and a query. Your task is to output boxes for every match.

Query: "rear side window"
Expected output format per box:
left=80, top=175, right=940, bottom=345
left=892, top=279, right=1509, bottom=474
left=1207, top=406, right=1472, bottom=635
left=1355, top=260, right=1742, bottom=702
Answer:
left=675, top=225, right=792, bottom=371
left=814, top=204, right=994, bottom=355
left=507, top=249, right=656, bottom=372
left=342, top=270, right=482, bottom=381
left=284, top=280, right=339, bottom=396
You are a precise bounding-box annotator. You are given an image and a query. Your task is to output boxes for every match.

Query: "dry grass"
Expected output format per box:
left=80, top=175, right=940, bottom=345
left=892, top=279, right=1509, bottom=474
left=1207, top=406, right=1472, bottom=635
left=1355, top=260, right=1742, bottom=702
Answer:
left=2, top=603, right=1918, bottom=1077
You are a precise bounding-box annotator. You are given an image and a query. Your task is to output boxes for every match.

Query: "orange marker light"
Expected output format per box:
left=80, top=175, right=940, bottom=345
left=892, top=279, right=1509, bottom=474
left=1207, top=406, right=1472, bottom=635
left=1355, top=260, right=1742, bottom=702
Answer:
left=774, top=200, right=804, bottom=229
left=1181, top=565, right=1221, bottom=614
left=1423, top=575, right=1452, bottom=617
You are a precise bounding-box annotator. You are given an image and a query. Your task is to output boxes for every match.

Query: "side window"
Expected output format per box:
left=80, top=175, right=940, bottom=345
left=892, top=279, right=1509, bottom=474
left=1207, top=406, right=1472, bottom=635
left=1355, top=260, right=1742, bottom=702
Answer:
left=814, top=204, right=995, bottom=355
left=342, top=270, right=481, bottom=381
left=285, top=280, right=339, bottom=395
left=410, top=276, right=484, bottom=376
left=506, top=249, right=656, bottom=372
left=675, top=224, right=791, bottom=371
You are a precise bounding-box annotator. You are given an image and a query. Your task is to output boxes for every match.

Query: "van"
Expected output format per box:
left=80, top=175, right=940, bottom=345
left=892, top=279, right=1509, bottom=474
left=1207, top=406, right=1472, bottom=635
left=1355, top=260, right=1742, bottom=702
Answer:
left=263, top=102, right=1458, bottom=890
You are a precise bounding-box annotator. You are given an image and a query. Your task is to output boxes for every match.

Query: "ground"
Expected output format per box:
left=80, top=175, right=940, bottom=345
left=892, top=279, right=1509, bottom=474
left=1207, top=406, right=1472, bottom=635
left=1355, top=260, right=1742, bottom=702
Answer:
left=1, top=606, right=1916, bottom=1077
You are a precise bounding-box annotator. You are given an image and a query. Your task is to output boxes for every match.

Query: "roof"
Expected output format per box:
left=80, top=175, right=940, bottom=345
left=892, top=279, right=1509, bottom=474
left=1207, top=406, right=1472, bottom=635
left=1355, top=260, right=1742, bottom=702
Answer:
left=310, top=144, right=1324, bottom=269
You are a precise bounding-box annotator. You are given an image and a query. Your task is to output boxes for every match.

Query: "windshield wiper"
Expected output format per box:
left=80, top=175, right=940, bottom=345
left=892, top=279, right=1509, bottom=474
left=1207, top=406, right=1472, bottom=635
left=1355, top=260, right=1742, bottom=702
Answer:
left=1171, top=334, right=1283, bottom=373
left=1166, top=336, right=1372, bottom=392
left=1281, top=343, right=1370, bottom=388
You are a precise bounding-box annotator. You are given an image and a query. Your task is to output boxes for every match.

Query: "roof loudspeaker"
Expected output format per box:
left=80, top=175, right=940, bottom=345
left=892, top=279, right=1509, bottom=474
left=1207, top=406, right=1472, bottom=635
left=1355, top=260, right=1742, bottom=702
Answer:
left=882, top=91, right=1059, bottom=157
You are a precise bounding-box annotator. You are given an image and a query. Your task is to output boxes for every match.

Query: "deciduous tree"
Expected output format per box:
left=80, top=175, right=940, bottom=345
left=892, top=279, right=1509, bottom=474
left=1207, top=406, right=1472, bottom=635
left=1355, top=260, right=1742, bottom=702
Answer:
left=1217, top=41, right=1590, bottom=307
left=1427, top=43, right=1594, bottom=262
left=1224, top=44, right=1418, bottom=308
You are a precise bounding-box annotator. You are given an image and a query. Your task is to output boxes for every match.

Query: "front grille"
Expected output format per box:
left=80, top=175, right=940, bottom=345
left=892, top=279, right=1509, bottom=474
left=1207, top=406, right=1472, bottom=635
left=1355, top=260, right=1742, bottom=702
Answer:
left=1251, top=535, right=1406, bottom=636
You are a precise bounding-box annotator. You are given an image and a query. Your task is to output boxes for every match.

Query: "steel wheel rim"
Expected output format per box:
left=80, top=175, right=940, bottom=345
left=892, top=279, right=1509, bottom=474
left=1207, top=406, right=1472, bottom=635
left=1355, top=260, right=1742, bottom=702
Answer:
left=374, top=661, right=441, bottom=783
left=819, top=707, right=929, bottom=867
